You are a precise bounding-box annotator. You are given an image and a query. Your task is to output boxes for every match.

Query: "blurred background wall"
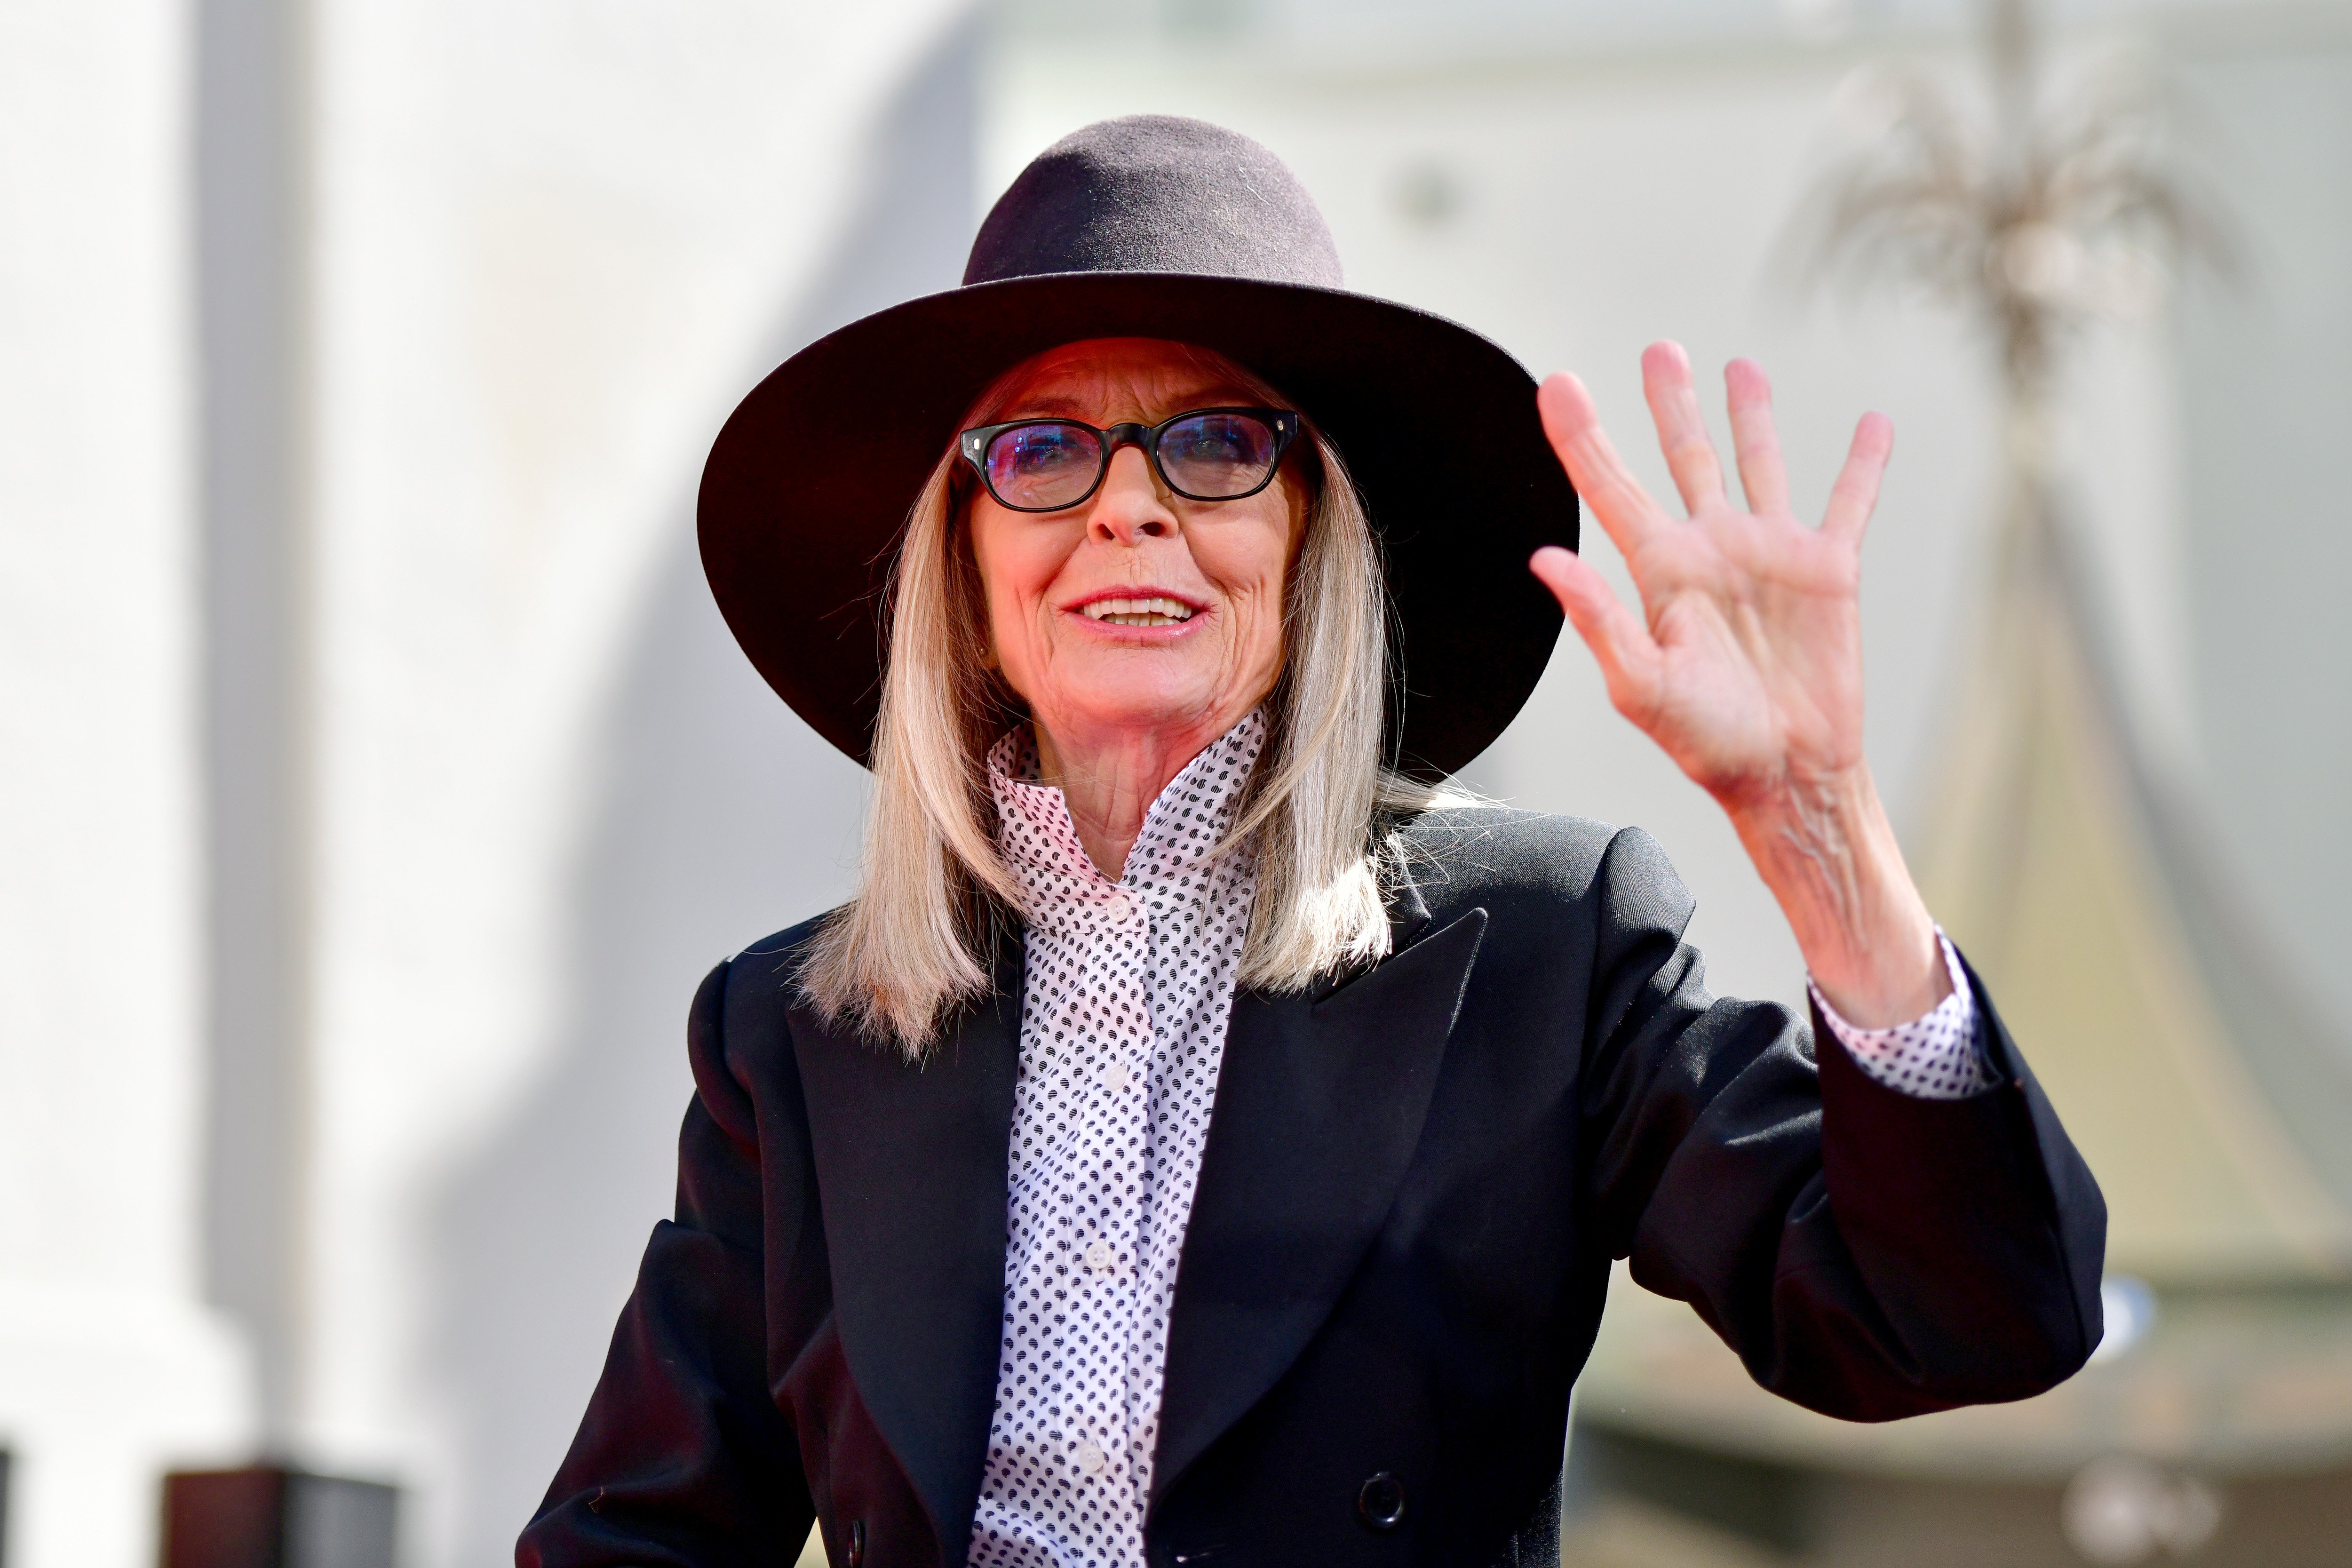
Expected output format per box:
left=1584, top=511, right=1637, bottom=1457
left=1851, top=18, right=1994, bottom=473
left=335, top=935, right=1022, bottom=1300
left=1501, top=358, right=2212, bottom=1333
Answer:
left=0, top=6, right=256, bottom=1568
left=0, top=1, right=2345, bottom=1566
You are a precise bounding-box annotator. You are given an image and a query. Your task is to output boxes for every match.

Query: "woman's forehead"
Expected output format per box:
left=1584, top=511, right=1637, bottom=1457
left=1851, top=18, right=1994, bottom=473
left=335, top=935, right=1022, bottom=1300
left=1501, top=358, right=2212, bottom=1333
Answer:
left=994, top=338, right=1253, bottom=421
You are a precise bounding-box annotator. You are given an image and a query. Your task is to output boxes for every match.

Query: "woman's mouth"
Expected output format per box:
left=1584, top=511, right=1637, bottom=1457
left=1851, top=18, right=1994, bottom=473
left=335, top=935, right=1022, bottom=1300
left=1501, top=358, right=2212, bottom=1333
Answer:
left=1079, top=596, right=1197, bottom=628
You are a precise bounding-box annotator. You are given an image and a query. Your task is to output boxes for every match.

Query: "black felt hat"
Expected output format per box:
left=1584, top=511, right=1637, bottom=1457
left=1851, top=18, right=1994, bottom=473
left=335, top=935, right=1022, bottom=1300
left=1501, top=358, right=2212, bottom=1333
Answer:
left=699, top=114, right=1577, bottom=776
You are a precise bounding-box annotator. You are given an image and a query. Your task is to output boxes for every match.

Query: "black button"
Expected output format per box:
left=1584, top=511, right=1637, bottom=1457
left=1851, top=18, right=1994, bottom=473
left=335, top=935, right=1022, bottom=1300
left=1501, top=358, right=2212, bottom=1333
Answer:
left=1358, top=1471, right=1406, bottom=1530
left=845, top=1518, right=866, bottom=1567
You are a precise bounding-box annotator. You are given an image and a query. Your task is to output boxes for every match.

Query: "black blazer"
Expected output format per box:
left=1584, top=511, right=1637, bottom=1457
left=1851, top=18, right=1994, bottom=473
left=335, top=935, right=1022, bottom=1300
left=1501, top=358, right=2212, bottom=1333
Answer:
left=521, top=810, right=2105, bottom=1568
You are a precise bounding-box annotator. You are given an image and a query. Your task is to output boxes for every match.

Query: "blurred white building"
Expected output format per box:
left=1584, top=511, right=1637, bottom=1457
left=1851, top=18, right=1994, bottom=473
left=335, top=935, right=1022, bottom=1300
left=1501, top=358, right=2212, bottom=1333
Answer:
left=0, top=1, right=2345, bottom=1566
left=6, top=1, right=964, bottom=1562
left=0, top=7, right=255, bottom=1568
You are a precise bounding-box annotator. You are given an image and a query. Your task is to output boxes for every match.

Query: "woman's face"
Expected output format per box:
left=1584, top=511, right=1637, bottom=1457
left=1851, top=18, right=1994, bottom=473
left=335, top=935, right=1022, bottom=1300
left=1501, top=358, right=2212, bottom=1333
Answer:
left=967, top=338, right=1308, bottom=756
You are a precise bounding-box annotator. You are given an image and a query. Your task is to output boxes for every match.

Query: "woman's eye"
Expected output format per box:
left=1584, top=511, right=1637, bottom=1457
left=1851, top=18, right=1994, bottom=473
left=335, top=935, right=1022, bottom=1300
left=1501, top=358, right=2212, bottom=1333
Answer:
left=1026, top=444, right=1082, bottom=470
left=1166, top=416, right=1270, bottom=466
left=995, top=427, right=1092, bottom=473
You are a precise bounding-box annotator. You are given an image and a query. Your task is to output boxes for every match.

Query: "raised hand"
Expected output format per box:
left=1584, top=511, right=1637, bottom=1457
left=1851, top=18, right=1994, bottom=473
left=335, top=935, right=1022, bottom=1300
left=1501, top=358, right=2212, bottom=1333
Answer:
left=1529, top=343, right=1947, bottom=1027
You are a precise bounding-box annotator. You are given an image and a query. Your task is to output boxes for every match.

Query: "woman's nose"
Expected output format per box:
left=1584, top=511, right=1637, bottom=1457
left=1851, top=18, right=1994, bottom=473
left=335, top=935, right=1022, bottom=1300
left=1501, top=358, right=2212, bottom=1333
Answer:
left=1089, top=446, right=1176, bottom=544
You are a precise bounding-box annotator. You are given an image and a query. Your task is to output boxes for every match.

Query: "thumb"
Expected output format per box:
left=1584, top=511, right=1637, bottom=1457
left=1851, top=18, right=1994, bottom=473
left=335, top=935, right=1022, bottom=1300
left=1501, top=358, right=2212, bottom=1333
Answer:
left=1530, top=547, right=1663, bottom=720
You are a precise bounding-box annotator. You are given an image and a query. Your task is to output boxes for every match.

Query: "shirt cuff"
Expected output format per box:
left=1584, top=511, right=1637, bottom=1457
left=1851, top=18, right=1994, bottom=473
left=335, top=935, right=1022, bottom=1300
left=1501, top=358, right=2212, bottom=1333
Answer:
left=1808, top=931, right=1994, bottom=1100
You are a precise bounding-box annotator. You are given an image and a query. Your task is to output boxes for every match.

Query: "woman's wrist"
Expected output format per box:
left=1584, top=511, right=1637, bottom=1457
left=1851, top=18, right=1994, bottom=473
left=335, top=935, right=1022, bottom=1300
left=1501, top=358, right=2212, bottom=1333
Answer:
left=1720, top=762, right=1950, bottom=1029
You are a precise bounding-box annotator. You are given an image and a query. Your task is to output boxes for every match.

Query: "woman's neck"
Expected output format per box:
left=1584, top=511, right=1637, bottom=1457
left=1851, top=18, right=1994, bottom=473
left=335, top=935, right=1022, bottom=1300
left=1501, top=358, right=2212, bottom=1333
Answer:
left=1031, top=710, right=1243, bottom=880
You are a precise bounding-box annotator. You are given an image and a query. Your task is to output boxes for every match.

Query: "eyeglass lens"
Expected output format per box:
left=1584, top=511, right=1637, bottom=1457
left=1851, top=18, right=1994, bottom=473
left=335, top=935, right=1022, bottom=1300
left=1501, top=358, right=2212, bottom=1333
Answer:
left=983, top=412, right=1281, bottom=511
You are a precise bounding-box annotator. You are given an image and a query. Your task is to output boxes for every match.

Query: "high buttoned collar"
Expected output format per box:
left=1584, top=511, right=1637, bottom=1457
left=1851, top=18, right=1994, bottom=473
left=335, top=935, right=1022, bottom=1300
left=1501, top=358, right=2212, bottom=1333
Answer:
left=986, top=710, right=1267, bottom=937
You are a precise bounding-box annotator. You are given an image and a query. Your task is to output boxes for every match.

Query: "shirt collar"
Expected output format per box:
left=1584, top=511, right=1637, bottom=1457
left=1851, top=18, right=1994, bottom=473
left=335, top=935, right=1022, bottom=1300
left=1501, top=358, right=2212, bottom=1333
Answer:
left=987, top=709, right=1268, bottom=917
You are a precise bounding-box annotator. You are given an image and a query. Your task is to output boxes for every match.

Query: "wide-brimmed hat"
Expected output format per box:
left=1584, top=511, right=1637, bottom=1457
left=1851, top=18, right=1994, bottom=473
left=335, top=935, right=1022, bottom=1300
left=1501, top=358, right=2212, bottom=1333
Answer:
left=699, top=114, right=1577, bottom=777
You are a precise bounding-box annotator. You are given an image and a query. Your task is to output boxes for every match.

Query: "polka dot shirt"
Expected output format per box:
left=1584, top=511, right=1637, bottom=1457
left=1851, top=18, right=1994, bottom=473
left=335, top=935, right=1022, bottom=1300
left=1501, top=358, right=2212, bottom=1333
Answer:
left=1810, top=929, right=1993, bottom=1098
left=968, top=710, right=1266, bottom=1568
left=966, top=710, right=1991, bottom=1568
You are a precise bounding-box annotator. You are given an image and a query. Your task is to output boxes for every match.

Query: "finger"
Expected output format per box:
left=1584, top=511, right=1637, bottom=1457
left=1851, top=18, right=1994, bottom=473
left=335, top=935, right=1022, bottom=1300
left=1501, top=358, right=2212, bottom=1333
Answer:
left=1640, top=341, right=1726, bottom=517
left=1823, top=410, right=1894, bottom=543
left=1529, top=546, right=1664, bottom=719
left=1724, top=358, right=1790, bottom=516
left=1537, top=372, right=1668, bottom=561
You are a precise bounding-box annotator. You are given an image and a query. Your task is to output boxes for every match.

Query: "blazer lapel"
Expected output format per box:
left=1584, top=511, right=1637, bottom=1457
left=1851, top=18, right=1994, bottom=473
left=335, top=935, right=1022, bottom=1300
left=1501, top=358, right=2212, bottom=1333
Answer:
left=790, top=940, right=1025, bottom=1568
left=1151, top=903, right=1488, bottom=1508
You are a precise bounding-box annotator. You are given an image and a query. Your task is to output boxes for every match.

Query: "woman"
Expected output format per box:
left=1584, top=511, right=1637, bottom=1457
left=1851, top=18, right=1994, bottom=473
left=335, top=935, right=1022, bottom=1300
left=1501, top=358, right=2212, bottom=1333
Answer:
left=523, top=116, right=2103, bottom=1568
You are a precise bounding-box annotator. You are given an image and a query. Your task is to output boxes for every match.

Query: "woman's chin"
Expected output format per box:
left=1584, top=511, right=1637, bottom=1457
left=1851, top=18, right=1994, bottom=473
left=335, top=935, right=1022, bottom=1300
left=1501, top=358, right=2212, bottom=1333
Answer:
left=1037, top=678, right=1252, bottom=744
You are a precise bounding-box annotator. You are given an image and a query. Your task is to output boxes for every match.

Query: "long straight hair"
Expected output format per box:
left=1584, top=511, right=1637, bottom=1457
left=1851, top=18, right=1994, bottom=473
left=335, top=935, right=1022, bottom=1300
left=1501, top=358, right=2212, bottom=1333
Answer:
left=796, top=347, right=1456, bottom=1054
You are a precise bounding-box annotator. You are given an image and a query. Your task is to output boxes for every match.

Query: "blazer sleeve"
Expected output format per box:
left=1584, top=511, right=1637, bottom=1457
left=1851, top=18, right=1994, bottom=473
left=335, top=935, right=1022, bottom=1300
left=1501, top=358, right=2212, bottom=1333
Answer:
left=1575, top=826, right=2108, bottom=1421
left=518, top=957, right=816, bottom=1566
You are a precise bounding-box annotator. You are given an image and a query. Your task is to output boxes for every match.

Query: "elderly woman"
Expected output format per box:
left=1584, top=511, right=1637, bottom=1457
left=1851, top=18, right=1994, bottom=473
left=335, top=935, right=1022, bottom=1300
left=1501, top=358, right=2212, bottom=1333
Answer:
left=522, top=118, right=2102, bottom=1568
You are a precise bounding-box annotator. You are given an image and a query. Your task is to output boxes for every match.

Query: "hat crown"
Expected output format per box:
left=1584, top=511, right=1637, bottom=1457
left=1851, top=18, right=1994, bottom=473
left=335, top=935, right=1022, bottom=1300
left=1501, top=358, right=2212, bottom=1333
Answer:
left=964, top=114, right=1343, bottom=291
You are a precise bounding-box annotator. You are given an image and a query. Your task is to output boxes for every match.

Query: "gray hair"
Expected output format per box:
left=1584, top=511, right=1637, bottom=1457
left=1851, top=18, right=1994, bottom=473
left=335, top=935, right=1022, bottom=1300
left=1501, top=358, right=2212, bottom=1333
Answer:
left=796, top=347, right=1458, bottom=1054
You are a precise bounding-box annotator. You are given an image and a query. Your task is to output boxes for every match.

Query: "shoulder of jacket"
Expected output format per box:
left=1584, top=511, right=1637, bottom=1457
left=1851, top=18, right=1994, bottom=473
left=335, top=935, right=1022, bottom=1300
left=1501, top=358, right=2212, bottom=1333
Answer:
left=729, top=907, right=838, bottom=962
left=1390, top=806, right=1685, bottom=931
left=1393, top=804, right=1619, bottom=885
left=1401, top=807, right=1698, bottom=955
left=707, top=907, right=842, bottom=1004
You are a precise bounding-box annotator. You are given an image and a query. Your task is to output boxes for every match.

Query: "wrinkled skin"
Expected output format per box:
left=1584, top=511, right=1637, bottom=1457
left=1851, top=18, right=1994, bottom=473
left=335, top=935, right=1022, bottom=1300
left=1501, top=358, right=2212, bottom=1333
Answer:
left=971, top=334, right=1945, bottom=1026
left=1529, top=344, right=1943, bottom=1025
left=967, top=337, right=1305, bottom=880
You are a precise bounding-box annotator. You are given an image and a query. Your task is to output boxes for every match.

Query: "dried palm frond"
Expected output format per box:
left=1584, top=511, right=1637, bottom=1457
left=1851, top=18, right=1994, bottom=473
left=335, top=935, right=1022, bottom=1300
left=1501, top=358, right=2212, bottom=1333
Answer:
left=1784, top=0, right=2238, bottom=415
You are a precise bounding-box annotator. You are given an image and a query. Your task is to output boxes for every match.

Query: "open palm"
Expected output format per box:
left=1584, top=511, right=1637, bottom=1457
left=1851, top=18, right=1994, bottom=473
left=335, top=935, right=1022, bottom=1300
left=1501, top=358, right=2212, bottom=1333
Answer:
left=1530, top=343, right=1891, bottom=813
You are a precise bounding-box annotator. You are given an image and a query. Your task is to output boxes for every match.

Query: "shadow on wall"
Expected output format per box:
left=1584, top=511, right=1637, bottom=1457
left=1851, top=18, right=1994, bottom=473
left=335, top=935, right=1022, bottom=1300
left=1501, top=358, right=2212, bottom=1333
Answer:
left=423, top=19, right=979, bottom=1562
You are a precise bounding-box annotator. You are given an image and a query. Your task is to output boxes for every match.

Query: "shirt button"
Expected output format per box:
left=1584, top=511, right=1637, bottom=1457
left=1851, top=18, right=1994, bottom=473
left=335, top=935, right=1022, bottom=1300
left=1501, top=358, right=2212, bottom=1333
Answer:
left=1101, top=1061, right=1131, bottom=1092
left=1076, top=1441, right=1107, bottom=1476
left=1085, top=1240, right=1116, bottom=1273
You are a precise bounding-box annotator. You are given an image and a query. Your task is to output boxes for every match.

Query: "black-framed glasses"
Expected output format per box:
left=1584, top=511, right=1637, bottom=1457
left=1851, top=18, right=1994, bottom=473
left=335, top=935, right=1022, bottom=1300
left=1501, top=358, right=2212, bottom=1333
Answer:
left=958, top=406, right=1301, bottom=513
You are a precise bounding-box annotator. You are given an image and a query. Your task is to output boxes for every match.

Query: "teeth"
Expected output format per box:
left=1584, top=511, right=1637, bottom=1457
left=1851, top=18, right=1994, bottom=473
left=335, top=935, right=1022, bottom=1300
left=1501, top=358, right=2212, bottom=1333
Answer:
left=1082, top=596, right=1195, bottom=626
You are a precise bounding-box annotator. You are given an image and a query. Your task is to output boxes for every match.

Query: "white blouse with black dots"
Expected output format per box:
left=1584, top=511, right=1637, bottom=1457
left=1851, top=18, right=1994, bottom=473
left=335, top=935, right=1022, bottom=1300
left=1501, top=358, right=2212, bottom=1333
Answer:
left=964, top=708, right=1986, bottom=1568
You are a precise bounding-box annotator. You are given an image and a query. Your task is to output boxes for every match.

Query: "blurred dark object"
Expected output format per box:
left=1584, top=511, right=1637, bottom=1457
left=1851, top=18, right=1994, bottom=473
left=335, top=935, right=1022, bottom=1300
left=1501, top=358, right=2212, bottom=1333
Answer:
left=0, top=1448, right=11, bottom=1568
left=1561, top=1413, right=2352, bottom=1566
left=161, top=1468, right=396, bottom=1568
left=1567, top=1424, right=1810, bottom=1554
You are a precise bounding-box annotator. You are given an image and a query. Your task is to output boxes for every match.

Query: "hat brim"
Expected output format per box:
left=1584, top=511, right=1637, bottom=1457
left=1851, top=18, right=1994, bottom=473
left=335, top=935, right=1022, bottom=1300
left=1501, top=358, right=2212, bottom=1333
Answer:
left=698, top=271, right=1578, bottom=778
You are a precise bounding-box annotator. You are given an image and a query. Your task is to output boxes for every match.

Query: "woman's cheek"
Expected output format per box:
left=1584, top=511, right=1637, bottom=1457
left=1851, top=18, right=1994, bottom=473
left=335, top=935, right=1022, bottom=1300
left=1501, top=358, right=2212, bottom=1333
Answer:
left=1232, top=586, right=1283, bottom=681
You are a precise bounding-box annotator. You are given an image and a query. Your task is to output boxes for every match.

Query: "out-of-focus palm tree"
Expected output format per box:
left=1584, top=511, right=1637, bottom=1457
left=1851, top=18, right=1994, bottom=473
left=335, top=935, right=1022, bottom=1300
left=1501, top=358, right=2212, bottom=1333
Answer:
left=1794, top=0, right=2236, bottom=466
left=1794, top=0, right=2352, bottom=1292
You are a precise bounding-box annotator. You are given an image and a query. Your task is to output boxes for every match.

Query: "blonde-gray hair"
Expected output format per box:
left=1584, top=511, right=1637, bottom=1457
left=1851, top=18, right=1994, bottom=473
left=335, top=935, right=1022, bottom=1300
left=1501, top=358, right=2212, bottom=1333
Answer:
left=797, top=347, right=1457, bottom=1054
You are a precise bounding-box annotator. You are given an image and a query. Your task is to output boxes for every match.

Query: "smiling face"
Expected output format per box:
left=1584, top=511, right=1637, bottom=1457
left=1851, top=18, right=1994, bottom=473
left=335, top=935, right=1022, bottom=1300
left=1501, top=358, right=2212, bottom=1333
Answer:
left=965, top=338, right=1308, bottom=768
